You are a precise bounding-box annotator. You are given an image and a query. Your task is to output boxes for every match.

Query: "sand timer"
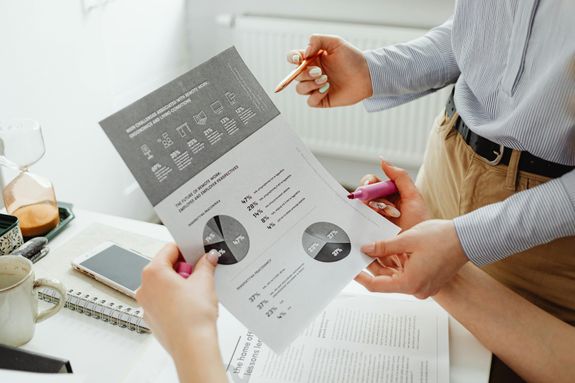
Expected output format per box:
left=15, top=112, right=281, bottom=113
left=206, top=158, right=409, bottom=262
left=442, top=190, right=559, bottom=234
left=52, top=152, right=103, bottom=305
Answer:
left=0, top=120, right=59, bottom=237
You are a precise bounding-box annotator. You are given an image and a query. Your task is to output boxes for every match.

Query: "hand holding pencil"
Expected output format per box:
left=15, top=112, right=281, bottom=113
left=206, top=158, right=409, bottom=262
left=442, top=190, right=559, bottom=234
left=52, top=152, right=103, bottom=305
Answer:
left=279, top=35, right=374, bottom=108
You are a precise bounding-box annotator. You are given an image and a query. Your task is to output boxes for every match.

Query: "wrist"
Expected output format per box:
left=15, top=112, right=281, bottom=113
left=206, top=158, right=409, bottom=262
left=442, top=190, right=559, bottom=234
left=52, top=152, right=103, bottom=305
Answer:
left=446, top=220, right=468, bottom=267
left=170, top=323, right=219, bottom=362
left=360, top=51, right=374, bottom=100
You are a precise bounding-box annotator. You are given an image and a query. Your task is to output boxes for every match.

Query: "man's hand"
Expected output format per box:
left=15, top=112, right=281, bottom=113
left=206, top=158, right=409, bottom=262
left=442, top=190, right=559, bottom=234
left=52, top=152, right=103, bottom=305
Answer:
left=286, top=34, right=373, bottom=108
left=355, top=220, right=468, bottom=299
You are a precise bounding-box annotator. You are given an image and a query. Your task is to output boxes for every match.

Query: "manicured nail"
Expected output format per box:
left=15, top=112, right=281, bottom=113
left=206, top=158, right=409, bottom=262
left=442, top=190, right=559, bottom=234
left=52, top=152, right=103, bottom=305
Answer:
left=363, top=179, right=370, bottom=186
left=369, top=201, right=388, bottom=210
left=319, top=83, right=330, bottom=94
left=292, top=54, right=301, bottom=64
left=384, top=206, right=401, bottom=218
left=309, top=67, right=322, bottom=77
left=378, top=155, right=388, bottom=163
left=207, top=249, right=221, bottom=265
left=361, top=243, right=375, bottom=254
left=315, top=74, right=328, bottom=85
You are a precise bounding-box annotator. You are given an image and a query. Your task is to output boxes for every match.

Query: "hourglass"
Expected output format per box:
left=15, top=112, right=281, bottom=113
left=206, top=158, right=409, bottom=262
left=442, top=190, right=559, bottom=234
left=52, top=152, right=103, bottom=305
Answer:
left=0, top=120, right=59, bottom=237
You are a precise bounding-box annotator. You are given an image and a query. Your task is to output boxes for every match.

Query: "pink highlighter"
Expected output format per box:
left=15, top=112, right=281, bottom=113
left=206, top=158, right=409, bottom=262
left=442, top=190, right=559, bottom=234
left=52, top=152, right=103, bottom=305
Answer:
left=176, top=262, right=193, bottom=279
left=347, top=180, right=398, bottom=202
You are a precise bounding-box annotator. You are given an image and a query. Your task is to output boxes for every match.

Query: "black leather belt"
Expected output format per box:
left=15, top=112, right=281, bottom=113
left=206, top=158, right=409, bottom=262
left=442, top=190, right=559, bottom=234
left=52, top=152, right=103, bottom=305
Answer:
left=446, top=91, right=574, bottom=179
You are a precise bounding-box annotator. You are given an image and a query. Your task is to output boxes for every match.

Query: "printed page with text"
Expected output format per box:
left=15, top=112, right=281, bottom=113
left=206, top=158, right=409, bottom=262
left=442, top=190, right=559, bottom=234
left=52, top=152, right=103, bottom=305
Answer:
left=100, top=47, right=399, bottom=352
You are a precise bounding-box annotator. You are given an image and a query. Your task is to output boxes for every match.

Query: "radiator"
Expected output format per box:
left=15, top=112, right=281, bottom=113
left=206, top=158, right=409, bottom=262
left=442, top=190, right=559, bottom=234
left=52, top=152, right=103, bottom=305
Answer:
left=220, top=15, right=452, bottom=168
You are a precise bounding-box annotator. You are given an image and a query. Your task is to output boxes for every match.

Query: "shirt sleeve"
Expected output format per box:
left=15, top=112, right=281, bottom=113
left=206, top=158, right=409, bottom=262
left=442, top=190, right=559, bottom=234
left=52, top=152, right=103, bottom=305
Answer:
left=363, top=18, right=460, bottom=112
left=453, top=169, right=575, bottom=266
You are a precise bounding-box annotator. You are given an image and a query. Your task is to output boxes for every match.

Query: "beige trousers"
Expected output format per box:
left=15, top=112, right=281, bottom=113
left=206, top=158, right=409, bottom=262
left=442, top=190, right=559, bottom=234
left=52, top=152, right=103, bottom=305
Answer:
left=416, top=111, right=575, bottom=325
left=416, top=112, right=575, bottom=382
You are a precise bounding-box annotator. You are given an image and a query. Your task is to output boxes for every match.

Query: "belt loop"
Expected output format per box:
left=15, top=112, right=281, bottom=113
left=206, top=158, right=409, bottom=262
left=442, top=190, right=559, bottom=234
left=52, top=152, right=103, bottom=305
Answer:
left=505, top=150, right=522, bottom=191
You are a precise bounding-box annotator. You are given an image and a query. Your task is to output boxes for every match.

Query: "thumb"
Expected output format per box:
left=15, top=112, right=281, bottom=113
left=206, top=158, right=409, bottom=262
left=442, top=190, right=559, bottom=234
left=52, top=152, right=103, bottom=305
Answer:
left=192, top=250, right=220, bottom=279
left=380, top=159, right=419, bottom=199
left=361, top=235, right=406, bottom=258
left=305, top=34, right=342, bottom=58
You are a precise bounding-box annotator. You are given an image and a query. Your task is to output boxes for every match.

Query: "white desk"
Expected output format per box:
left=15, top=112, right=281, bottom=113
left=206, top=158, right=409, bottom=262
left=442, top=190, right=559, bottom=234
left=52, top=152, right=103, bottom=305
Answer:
left=23, top=209, right=491, bottom=382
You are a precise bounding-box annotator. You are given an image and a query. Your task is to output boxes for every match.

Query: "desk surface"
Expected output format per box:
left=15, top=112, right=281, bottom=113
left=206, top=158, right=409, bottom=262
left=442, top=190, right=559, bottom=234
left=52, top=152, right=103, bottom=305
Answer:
left=24, top=209, right=491, bottom=383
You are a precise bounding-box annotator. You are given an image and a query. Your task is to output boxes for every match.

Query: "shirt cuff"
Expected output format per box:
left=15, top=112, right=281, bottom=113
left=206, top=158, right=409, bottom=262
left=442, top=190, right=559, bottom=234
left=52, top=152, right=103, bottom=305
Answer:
left=363, top=50, right=435, bottom=112
left=453, top=172, right=575, bottom=266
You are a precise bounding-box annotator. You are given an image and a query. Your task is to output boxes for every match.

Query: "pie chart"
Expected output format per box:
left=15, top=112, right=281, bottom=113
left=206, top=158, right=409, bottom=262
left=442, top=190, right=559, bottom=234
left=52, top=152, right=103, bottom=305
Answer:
left=302, top=222, right=351, bottom=263
left=203, top=215, right=250, bottom=265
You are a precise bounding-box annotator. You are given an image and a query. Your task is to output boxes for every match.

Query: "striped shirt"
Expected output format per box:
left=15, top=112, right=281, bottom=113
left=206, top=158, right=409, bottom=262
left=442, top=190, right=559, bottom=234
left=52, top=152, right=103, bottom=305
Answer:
left=363, top=0, right=575, bottom=265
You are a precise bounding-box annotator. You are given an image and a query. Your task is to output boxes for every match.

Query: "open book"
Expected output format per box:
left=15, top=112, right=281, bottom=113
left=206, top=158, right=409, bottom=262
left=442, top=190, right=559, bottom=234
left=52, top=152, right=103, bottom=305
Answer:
left=227, top=294, right=449, bottom=383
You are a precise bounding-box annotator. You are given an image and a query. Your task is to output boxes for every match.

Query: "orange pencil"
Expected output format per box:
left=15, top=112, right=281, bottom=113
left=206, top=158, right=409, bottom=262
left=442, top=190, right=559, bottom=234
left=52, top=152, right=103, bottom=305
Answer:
left=274, top=50, right=325, bottom=93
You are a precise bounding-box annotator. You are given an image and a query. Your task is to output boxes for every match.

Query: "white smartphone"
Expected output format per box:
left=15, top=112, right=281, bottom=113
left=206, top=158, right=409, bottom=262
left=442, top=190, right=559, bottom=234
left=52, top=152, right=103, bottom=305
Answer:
left=71, top=241, right=151, bottom=298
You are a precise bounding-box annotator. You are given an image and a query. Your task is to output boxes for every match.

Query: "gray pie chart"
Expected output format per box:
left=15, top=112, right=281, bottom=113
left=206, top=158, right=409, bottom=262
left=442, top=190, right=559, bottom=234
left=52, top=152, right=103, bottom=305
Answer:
left=203, top=215, right=250, bottom=265
left=302, top=222, right=351, bottom=263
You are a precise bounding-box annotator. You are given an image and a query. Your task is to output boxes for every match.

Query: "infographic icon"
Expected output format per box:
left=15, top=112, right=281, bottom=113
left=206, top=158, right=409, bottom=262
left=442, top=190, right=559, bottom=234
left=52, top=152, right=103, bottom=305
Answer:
left=302, top=222, right=351, bottom=263
left=203, top=215, right=250, bottom=265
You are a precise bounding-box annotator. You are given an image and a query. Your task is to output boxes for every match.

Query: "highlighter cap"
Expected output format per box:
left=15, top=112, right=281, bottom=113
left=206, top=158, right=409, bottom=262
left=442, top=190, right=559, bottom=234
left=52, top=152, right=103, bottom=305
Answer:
left=176, top=262, right=193, bottom=278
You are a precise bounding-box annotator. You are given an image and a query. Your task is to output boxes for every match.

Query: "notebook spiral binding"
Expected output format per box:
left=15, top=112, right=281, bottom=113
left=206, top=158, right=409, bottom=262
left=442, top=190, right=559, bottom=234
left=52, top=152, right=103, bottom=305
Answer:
left=38, top=288, right=151, bottom=334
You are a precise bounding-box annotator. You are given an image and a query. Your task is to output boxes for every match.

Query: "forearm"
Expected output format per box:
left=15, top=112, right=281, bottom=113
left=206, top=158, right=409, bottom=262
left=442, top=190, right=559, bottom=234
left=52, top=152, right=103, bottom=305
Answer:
left=454, top=170, right=575, bottom=265
left=434, top=264, right=575, bottom=383
left=172, top=326, right=227, bottom=383
left=363, top=18, right=460, bottom=111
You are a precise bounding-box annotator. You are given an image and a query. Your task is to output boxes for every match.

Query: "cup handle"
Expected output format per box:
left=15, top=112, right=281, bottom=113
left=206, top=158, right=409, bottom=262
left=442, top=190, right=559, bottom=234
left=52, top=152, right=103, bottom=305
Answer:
left=33, top=278, right=67, bottom=323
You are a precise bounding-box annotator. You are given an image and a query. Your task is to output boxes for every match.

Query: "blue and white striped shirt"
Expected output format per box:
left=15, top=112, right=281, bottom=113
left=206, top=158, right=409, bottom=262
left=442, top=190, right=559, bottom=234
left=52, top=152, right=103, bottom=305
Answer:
left=363, top=0, right=575, bottom=265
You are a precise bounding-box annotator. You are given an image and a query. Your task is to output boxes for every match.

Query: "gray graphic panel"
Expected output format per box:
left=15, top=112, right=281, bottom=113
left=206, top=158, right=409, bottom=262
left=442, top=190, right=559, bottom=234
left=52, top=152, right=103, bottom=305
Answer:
left=99, top=47, right=280, bottom=206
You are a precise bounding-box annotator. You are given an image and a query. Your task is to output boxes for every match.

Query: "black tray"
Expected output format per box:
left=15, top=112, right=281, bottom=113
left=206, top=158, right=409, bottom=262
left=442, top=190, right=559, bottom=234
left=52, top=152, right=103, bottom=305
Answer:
left=24, top=202, right=75, bottom=242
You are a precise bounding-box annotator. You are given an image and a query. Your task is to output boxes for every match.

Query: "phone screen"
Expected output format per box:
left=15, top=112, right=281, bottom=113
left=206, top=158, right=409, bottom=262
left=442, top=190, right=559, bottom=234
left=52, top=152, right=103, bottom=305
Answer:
left=80, top=245, right=150, bottom=292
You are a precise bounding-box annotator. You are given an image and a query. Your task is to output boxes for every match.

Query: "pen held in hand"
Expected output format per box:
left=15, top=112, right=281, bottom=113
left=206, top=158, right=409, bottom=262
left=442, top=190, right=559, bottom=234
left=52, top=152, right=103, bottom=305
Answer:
left=275, top=50, right=325, bottom=93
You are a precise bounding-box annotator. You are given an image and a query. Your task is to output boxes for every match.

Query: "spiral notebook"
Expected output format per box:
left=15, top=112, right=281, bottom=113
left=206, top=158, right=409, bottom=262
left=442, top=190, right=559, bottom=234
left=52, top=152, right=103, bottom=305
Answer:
left=33, top=223, right=166, bottom=334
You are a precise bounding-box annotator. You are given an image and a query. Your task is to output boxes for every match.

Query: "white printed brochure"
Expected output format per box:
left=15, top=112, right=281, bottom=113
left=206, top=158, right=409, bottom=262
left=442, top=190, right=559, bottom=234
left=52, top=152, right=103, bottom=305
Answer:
left=100, top=47, right=399, bottom=352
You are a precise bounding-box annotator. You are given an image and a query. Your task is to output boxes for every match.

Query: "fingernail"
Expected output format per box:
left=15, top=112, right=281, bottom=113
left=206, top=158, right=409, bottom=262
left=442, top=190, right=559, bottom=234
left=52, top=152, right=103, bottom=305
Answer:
left=207, top=249, right=221, bottom=265
left=378, top=155, right=387, bottom=163
left=369, top=201, right=388, bottom=210
left=309, top=67, right=322, bottom=77
left=361, top=243, right=375, bottom=254
left=304, top=45, right=313, bottom=58
left=315, top=74, right=328, bottom=85
left=319, top=83, right=330, bottom=94
left=384, top=206, right=401, bottom=218
left=292, top=54, right=301, bottom=64
left=363, top=179, right=370, bottom=186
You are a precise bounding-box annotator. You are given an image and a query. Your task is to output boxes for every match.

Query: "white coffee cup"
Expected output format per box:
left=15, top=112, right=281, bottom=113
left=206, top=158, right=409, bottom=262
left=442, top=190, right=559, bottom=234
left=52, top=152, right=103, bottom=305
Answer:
left=0, top=255, right=66, bottom=346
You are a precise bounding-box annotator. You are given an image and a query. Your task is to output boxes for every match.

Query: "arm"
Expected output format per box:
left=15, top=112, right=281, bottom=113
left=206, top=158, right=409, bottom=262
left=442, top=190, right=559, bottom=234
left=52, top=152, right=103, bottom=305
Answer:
left=434, top=263, right=575, bottom=383
left=355, top=162, right=575, bottom=382
left=284, top=18, right=459, bottom=108
left=356, top=169, right=575, bottom=298
left=454, top=170, right=575, bottom=265
left=364, top=17, right=460, bottom=111
left=136, top=245, right=227, bottom=383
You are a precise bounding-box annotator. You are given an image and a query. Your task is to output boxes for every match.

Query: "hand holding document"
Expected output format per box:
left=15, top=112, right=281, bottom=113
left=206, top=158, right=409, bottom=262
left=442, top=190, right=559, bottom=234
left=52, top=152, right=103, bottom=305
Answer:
left=100, top=47, right=399, bottom=351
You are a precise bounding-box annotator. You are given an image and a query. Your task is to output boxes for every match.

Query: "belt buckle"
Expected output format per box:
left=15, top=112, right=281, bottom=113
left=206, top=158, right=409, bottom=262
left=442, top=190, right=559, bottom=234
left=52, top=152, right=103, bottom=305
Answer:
left=481, top=144, right=505, bottom=166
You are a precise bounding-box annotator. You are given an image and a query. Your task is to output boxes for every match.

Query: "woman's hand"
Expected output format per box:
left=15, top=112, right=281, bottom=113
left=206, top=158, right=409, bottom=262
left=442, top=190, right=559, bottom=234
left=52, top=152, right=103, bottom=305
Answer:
left=355, top=160, right=467, bottom=299
left=136, top=244, right=220, bottom=357
left=286, top=35, right=373, bottom=108
left=359, top=160, right=431, bottom=231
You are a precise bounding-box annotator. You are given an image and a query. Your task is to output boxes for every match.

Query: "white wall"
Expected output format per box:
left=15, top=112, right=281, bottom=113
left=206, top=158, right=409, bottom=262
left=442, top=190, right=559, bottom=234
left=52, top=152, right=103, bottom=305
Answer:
left=0, top=0, right=191, bottom=221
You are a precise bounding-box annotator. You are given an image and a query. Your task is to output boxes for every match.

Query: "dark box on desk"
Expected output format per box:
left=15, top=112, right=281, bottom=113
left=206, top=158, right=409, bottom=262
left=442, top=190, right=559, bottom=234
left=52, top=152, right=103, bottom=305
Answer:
left=0, top=343, right=73, bottom=373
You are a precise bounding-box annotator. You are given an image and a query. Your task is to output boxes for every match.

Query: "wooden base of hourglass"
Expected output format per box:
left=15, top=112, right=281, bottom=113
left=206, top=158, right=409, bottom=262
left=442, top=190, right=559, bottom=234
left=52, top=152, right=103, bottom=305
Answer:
left=12, top=203, right=60, bottom=237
